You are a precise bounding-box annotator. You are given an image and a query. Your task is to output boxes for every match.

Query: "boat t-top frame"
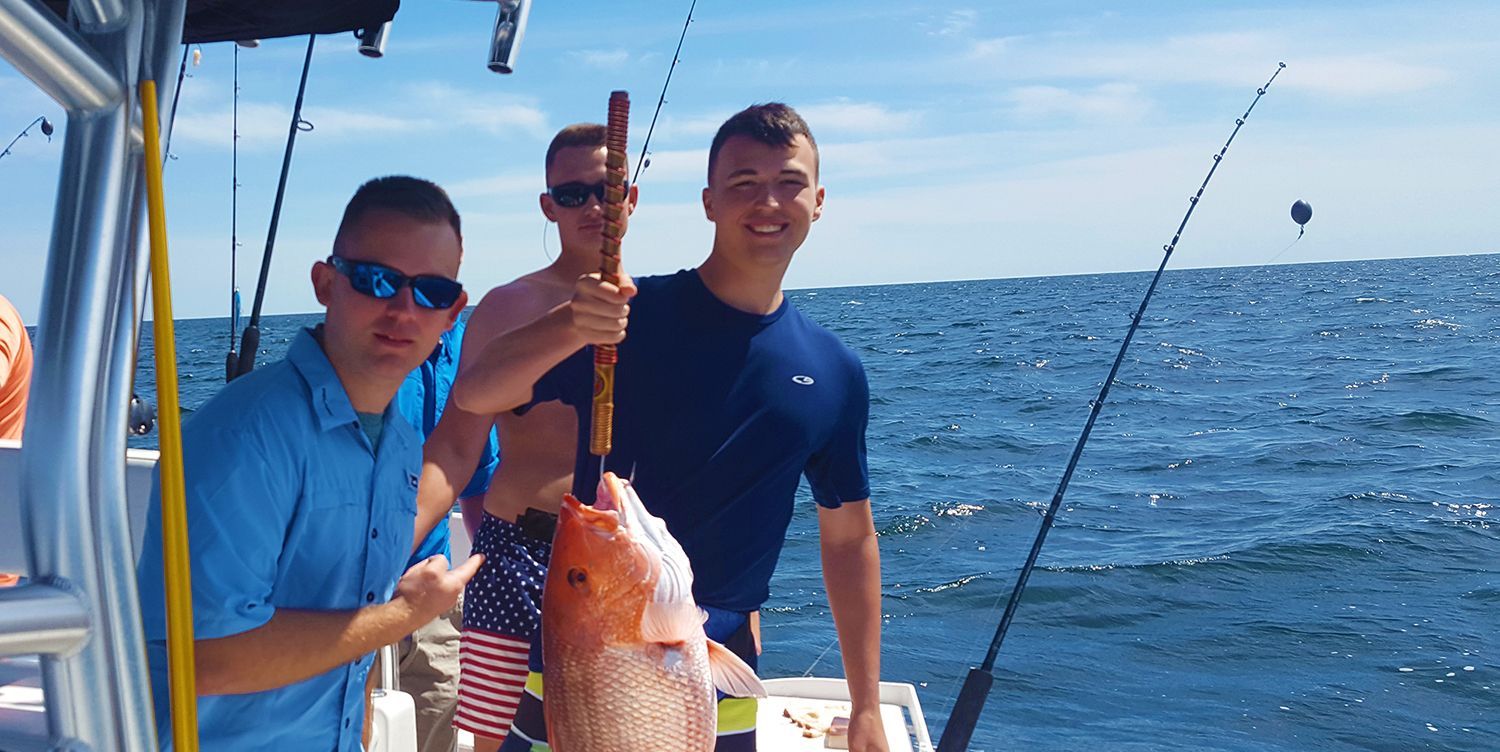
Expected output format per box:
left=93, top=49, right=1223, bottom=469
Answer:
left=0, top=2, right=529, bottom=748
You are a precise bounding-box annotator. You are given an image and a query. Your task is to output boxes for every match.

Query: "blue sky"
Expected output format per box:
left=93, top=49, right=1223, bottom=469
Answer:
left=1, top=0, right=1496, bottom=321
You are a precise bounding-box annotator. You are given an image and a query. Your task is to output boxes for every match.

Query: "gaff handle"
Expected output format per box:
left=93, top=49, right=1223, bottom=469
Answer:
left=591, top=90, right=629, bottom=457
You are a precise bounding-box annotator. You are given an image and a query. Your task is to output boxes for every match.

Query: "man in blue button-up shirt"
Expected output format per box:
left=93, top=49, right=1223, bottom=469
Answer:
left=137, top=176, right=484, bottom=751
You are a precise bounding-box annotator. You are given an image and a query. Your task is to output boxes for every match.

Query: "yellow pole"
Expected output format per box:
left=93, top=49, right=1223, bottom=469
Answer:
left=139, top=79, right=200, bottom=752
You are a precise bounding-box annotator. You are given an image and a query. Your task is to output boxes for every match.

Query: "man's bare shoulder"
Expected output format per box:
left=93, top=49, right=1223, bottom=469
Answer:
left=466, top=269, right=577, bottom=340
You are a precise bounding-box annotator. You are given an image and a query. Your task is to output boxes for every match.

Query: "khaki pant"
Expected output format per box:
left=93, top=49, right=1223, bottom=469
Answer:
left=372, top=595, right=463, bottom=752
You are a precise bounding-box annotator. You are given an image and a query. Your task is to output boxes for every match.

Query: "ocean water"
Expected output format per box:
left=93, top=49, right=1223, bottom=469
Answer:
left=129, top=253, right=1498, bottom=750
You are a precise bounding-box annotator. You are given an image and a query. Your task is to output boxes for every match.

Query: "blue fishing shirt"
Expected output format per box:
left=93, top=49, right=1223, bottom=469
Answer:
left=394, top=316, right=500, bottom=568
left=136, top=328, right=421, bottom=751
left=529, top=269, right=871, bottom=613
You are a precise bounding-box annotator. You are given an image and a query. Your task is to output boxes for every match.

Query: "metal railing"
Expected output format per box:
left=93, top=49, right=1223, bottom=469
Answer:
left=0, top=0, right=187, bottom=748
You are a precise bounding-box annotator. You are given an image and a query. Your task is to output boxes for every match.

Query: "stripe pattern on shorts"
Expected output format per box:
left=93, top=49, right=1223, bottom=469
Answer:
left=454, top=628, right=531, bottom=739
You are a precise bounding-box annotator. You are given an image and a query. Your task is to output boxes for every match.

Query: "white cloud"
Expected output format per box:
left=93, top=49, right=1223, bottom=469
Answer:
left=932, top=10, right=978, bottom=37
left=577, top=49, right=631, bottom=68
left=652, top=113, right=730, bottom=142
left=797, top=101, right=922, bottom=136
left=645, top=101, right=920, bottom=151
left=966, top=35, right=1021, bottom=60
left=172, top=102, right=297, bottom=149
left=169, top=82, right=549, bottom=150
left=957, top=28, right=1456, bottom=98
left=629, top=147, right=706, bottom=185
left=445, top=172, right=539, bottom=200
left=1291, top=55, right=1449, bottom=96
left=1008, top=83, right=1148, bottom=122
left=396, top=82, right=549, bottom=138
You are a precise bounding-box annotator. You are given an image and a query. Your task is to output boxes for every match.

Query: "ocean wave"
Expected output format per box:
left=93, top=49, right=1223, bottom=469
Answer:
left=1414, top=318, right=1461, bottom=331
left=1363, top=410, right=1493, bottom=433
left=878, top=514, right=934, bottom=536
left=1396, top=365, right=1479, bottom=381
left=1340, top=490, right=1418, bottom=504
left=1345, top=373, right=1390, bottom=389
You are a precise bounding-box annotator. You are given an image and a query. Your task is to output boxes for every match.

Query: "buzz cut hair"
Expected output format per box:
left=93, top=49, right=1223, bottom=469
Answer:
left=334, top=175, right=461, bottom=251
left=546, top=123, right=608, bottom=179
left=707, top=102, right=819, bottom=182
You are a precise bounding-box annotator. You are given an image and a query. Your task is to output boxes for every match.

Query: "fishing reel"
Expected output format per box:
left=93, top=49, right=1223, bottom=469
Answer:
left=128, top=392, right=155, bottom=437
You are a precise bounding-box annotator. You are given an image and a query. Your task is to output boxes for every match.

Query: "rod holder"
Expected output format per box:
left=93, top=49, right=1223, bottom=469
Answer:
left=487, top=0, right=530, bottom=74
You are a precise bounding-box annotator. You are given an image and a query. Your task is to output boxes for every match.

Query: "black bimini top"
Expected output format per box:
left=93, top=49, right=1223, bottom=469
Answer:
left=41, top=0, right=399, bottom=44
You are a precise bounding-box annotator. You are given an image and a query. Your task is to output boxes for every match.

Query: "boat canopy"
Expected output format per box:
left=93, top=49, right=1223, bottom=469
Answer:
left=37, top=0, right=398, bottom=44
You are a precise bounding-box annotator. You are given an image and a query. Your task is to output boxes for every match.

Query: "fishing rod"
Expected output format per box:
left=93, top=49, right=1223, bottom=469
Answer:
left=592, top=90, right=630, bottom=472
left=225, top=43, right=243, bottom=382
left=165, top=44, right=197, bottom=161
left=230, top=34, right=318, bottom=381
left=936, top=62, right=1287, bottom=752
left=0, top=115, right=54, bottom=164
left=631, top=0, right=696, bottom=185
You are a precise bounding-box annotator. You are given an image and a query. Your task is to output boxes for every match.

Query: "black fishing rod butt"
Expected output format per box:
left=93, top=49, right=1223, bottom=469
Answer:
left=231, top=326, right=260, bottom=381
left=937, top=666, right=994, bottom=752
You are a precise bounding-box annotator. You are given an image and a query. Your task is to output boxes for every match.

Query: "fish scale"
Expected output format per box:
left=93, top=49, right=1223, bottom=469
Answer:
left=546, top=639, right=717, bottom=750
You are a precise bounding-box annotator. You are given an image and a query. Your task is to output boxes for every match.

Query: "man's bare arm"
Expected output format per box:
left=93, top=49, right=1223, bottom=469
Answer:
left=196, top=553, right=482, bottom=695
left=412, top=276, right=568, bottom=549
left=414, top=406, right=495, bottom=549
left=451, top=272, right=633, bottom=416
left=819, top=500, right=889, bottom=752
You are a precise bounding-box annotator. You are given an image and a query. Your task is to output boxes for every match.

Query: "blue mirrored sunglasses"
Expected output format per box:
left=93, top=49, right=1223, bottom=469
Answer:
left=327, top=256, right=463, bottom=310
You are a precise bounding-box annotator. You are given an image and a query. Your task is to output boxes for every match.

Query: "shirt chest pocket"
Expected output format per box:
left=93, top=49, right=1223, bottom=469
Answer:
left=288, top=479, right=372, bottom=573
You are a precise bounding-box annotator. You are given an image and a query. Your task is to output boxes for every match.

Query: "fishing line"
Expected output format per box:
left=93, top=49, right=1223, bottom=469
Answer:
left=1265, top=235, right=1301, bottom=265
left=800, top=638, right=841, bottom=678
left=935, top=62, right=1287, bottom=752
left=630, top=0, right=696, bottom=185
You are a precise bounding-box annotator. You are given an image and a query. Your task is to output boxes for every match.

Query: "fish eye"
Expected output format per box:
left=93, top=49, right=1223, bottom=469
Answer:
left=567, top=567, right=589, bottom=589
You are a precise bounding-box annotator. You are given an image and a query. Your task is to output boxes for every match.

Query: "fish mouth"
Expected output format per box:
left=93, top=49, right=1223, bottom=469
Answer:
left=560, top=493, right=621, bottom=538
left=594, top=473, right=696, bottom=605
left=559, top=471, right=633, bottom=538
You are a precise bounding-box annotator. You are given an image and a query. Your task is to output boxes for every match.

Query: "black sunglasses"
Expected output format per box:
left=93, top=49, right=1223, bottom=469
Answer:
left=547, top=181, right=627, bottom=209
left=327, top=256, right=464, bottom=310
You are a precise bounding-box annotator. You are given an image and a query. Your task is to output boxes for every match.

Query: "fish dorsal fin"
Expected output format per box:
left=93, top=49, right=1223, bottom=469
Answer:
left=640, top=601, right=703, bottom=645
left=706, top=639, right=767, bottom=698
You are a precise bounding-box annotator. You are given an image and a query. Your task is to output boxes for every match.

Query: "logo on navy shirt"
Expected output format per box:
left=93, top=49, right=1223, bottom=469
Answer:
left=791, top=375, right=815, bottom=385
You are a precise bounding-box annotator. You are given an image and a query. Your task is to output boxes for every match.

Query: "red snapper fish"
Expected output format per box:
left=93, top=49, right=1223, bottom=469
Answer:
left=542, top=472, right=765, bottom=751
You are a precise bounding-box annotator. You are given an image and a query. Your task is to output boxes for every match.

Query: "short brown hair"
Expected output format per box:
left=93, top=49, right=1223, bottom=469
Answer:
left=707, top=103, right=818, bottom=182
left=545, top=123, right=607, bottom=178
left=334, top=175, right=461, bottom=250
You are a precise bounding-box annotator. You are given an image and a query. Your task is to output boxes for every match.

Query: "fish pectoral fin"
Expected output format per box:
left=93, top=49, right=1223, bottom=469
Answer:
left=706, top=638, right=767, bottom=698
left=641, top=602, right=703, bottom=645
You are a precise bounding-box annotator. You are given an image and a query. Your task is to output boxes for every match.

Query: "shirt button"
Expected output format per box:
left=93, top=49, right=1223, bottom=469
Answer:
left=344, top=718, right=351, bottom=728
left=366, top=591, right=375, bottom=603
left=371, top=528, right=379, bottom=539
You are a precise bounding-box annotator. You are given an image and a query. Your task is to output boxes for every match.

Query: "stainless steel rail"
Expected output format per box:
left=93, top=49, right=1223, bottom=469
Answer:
left=0, top=0, right=186, bottom=748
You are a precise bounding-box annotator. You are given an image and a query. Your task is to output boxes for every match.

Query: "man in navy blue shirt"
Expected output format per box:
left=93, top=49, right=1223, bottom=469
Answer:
left=137, top=177, right=485, bottom=750
left=450, top=103, right=887, bottom=752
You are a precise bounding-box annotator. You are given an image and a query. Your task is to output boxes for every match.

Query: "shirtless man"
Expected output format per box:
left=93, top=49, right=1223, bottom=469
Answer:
left=443, top=124, right=637, bottom=749
left=456, top=103, right=886, bottom=752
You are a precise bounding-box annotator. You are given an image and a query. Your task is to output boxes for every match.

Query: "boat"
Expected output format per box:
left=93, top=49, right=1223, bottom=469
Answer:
left=0, top=1, right=935, bottom=749
left=1, top=438, right=934, bottom=750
